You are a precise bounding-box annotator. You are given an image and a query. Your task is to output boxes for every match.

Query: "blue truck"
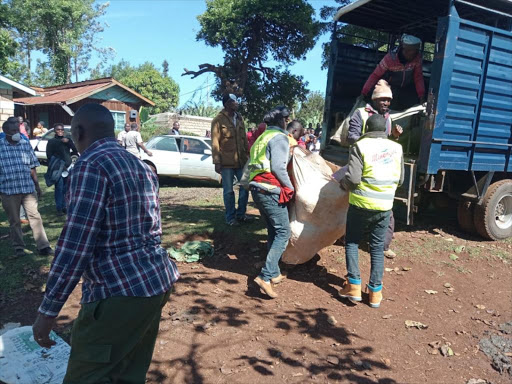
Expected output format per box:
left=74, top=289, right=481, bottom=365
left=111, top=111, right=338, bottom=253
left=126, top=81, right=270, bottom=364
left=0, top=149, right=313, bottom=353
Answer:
left=322, top=0, right=512, bottom=240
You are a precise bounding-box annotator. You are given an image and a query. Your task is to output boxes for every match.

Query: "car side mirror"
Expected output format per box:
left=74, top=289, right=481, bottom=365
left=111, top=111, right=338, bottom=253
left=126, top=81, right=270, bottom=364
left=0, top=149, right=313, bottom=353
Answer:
left=203, top=149, right=212, bottom=155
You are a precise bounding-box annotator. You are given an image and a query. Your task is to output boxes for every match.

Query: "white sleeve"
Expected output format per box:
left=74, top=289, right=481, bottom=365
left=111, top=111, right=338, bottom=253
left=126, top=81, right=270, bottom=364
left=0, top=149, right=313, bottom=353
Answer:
left=136, top=132, right=143, bottom=143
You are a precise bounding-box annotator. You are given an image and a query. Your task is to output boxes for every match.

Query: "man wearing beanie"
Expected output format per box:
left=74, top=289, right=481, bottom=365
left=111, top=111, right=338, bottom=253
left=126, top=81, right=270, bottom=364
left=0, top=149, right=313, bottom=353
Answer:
left=362, top=34, right=425, bottom=110
left=211, top=94, right=250, bottom=225
left=348, top=79, right=402, bottom=259
left=339, top=114, right=404, bottom=308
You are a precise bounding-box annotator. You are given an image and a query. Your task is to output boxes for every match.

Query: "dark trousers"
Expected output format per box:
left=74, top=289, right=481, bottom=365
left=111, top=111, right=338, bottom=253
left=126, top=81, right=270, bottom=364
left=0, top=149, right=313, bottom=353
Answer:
left=384, top=211, right=395, bottom=251
left=345, top=205, right=391, bottom=289
left=64, top=291, right=171, bottom=384
left=55, top=176, right=66, bottom=212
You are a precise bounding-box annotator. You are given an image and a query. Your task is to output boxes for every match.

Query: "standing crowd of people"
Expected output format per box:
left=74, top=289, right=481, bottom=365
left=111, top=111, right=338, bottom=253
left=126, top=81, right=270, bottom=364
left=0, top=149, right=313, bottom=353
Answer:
left=0, top=33, right=422, bottom=382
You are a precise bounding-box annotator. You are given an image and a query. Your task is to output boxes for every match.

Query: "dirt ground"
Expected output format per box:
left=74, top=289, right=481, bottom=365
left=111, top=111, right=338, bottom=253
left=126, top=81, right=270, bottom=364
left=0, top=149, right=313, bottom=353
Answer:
left=1, top=184, right=511, bottom=384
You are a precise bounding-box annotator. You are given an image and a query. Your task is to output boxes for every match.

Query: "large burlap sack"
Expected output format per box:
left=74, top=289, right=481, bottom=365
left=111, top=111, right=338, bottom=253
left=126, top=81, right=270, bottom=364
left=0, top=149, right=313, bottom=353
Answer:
left=281, top=147, right=349, bottom=265
left=331, top=95, right=366, bottom=146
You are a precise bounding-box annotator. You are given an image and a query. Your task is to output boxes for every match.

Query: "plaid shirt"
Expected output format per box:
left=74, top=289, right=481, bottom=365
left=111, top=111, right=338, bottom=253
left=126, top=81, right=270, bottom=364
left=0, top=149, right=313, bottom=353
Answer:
left=39, top=138, right=179, bottom=317
left=0, top=137, right=39, bottom=195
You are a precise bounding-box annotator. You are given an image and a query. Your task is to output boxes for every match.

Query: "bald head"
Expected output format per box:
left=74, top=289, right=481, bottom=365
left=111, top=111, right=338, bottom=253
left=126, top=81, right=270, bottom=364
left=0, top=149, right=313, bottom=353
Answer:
left=71, top=104, right=115, bottom=153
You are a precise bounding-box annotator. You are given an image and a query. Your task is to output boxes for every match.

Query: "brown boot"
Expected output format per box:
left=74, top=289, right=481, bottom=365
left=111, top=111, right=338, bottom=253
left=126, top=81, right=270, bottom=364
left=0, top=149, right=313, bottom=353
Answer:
left=368, top=285, right=383, bottom=308
left=338, top=281, right=362, bottom=303
left=271, top=274, right=286, bottom=285
left=254, top=277, right=278, bottom=299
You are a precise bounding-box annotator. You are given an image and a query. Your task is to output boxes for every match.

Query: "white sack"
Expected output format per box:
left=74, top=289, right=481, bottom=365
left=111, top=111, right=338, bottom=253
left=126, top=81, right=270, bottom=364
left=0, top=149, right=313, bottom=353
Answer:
left=281, top=147, right=349, bottom=265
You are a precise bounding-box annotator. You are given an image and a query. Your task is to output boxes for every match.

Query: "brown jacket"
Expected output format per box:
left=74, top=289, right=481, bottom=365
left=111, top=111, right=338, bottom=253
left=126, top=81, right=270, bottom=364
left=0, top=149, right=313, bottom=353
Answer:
left=211, top=109, right=248, bottom=168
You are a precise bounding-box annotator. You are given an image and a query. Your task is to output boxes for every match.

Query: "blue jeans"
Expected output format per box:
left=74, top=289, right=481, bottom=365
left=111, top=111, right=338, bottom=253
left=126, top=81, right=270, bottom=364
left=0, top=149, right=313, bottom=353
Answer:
left=221, top=167, right=248, bottom=223
left=251, top=190, right=291, bottom=282
left=345, top=205, right=391, bottom=291
left=55, top=176, right=66, bottom=212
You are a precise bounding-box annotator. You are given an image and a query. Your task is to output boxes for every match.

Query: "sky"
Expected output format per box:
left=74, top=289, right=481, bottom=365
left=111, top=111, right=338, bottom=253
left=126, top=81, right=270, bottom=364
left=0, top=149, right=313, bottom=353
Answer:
left=92, top=0, right=338, bottom=108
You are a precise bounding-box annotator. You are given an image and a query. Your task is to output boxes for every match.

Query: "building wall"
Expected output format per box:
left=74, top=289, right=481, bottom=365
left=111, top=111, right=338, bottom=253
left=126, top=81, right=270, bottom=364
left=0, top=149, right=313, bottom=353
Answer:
left=151, top=112, right=213, bottom=136
left=19, top=98, right=144, bottom=136
left=0, top=87, right=14, bottom=126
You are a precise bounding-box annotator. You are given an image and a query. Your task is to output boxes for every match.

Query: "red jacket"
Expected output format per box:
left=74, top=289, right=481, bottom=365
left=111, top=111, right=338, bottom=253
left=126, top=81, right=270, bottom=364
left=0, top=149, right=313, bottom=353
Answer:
left=362, top=51, right=425, bottom=100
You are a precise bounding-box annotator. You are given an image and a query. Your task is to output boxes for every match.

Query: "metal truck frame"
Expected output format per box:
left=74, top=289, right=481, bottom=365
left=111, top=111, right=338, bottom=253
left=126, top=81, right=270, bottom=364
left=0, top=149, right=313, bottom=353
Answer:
left=322, top=0, right=512, bottom=240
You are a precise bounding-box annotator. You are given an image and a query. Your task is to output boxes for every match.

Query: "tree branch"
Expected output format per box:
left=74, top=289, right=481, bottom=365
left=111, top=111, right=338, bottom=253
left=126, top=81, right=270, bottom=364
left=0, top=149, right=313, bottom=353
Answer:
left=182, top=63, right=224, bottom=79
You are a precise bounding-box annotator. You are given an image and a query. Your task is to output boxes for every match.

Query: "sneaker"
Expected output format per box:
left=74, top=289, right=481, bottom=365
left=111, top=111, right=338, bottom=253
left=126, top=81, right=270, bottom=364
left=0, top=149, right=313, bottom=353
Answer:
left=254, top=277, right=278, bottom=299
left=384, top=249, right=396, bottom=259
left=38, top=247, right=54, bottom=256
left=338, top=281, right=362, bottom=303
left=271, top=274, right=286, bottom=285
left=227, top=219, right=239, bottom=226
left=236, top=215, right=253, bottom=223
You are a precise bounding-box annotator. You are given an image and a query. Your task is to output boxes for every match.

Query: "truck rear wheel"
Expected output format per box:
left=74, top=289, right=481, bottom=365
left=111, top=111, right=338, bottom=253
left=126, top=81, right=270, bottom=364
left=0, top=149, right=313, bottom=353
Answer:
left=457, top=200, right=476, bottom=234
left=474, top=179, right=512, bottom=240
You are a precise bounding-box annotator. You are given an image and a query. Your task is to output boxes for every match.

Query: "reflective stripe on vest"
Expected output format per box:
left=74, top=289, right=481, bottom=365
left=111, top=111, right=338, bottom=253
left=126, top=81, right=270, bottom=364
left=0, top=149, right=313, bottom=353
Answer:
left=349, top=137, right=402, bottom=211
left=248, top=129, right=286, bottom=181
left=358, top=107, right=370, bottom=135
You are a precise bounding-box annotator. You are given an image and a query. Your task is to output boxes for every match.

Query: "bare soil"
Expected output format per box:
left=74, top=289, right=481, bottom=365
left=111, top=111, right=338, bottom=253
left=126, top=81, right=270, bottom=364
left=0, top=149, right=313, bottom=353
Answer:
left=1, top=184, right=511, bottom=384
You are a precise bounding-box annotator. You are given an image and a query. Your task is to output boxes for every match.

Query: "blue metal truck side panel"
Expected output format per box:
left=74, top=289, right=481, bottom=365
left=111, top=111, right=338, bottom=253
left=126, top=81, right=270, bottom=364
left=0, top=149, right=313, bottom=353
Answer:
left=425, top=9, right=512, bottom=174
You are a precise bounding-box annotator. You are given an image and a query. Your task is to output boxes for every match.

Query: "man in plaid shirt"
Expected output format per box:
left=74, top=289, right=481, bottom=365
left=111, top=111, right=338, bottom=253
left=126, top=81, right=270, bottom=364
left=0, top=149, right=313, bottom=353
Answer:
left=0, top=117, right=53, bottom=257
left=33, top=104, right=180, bottom=383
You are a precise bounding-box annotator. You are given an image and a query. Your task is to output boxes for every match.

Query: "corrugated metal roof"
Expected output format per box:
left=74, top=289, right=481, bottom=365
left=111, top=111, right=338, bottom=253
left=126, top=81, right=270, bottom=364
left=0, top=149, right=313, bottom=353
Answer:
left=15, top=83, right=108, bottom=105
left=14, top=78, right=155, bottom=106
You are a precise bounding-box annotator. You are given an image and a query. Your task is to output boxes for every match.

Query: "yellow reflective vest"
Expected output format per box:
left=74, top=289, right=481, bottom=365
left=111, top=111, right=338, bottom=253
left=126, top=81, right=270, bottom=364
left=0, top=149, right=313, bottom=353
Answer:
left=248, top=129, right=287, bottom=181
left=357, top=107, right=371, bottom=135
left=349, top=136, right=403, bottom=211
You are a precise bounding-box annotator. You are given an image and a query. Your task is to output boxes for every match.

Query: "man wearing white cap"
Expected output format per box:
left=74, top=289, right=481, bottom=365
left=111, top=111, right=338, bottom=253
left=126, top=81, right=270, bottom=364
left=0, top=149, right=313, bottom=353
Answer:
left=362, top=34, right=425, bottom=110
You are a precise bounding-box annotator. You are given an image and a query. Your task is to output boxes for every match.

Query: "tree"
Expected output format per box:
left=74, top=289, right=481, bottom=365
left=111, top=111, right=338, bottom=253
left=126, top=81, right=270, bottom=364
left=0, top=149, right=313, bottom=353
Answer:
left=1, top=0, right=112, bottom=84
left=96, top=61, right=180, bottom=114
left=0, top=2, right=19, bottom=76
left=183, top=0, right=321, bottom=123
left=162, top=60, right=169, bottom=78
left=295, top=91, right=325, bottom=127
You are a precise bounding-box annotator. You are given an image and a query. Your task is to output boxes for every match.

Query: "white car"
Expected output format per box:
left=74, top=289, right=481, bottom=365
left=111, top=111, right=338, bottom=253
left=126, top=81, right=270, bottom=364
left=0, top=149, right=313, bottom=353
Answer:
left=141, top=135, right=221, bottom=183
left=29, top=127, right=76, bottom=164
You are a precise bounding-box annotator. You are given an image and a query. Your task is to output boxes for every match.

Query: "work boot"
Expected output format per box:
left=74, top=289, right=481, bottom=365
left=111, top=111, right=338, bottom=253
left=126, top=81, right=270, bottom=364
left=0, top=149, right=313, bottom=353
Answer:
left=338, top=280, right=362, bottom=303
left=368, top=285, right=383, bottom=308
left=254, top=277, right=278, bottom=299
left=384, top=249, right=396, bottom=259
left=271, top=274, right=286, bottom=285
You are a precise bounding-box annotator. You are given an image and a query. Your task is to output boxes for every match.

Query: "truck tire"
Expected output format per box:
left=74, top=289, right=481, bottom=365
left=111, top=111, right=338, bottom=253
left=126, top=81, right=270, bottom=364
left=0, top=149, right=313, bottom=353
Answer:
left=457, top=200, right=476, bottom=234
left=474, top=179, right=512, bottom=240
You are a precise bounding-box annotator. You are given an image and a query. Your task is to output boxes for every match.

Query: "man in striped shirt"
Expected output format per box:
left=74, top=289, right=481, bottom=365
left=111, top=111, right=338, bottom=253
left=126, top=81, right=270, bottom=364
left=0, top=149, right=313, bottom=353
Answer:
left=33, top=104, right=179, bottom=383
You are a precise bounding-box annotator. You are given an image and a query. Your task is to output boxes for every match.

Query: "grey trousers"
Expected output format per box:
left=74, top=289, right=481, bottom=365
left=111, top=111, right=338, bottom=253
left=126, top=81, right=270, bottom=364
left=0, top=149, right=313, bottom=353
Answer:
left=1, top=193, right=50, bottom=251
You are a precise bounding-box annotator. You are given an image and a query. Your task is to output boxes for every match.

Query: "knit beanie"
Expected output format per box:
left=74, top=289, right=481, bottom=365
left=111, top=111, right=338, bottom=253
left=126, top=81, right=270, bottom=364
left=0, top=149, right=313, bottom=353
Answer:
left=366, top=114, right=387, bottom=133
left=372, top=79, right=393, bottom=100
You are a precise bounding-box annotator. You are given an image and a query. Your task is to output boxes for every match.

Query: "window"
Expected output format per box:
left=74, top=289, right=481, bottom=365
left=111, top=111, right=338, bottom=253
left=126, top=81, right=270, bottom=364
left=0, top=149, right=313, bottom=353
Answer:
left=153, top=137, right=178, bottom=152
left=183, top=138, right=208, bottom=154
left=111, top=111, right=126, bottom=131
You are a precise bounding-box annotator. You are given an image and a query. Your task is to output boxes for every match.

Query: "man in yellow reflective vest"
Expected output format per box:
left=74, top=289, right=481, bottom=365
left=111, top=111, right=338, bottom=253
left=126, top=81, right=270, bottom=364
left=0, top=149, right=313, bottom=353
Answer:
left=339, top=114, right=404, bottom=308
left=348, top=79, right=403, bottom=259
left=248, top=107, right=295, bottom=299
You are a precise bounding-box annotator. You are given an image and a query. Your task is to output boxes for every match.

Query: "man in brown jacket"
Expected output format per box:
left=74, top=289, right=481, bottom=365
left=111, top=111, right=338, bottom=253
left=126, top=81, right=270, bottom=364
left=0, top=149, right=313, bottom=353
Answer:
left=211, top=94, right=249, bottom=225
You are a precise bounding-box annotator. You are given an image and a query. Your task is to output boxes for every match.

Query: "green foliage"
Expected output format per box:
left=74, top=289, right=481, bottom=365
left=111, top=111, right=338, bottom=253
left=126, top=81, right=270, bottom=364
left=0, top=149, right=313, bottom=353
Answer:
left=180, top=102, right=220, bottom=118
left=1, top=0, right=111, bottom=85
left=295, top=91, right=325, bottom=127
left=98, top=61, right=180, bottom=114
left=0, top=29, right=18, bottom=75
left=186, top=0, right=321, bottom=123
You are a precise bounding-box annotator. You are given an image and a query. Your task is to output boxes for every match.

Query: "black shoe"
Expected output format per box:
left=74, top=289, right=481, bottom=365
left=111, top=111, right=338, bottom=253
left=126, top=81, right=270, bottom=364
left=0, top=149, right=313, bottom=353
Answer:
left=236, top=215, right=253, bottom=223
left=38, top=247, right=54, bottom=256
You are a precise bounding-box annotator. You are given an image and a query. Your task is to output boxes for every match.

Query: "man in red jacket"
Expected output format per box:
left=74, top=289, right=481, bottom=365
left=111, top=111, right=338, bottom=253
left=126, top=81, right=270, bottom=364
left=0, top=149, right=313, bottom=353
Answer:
left=362, top=34, right=425, bottom=110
